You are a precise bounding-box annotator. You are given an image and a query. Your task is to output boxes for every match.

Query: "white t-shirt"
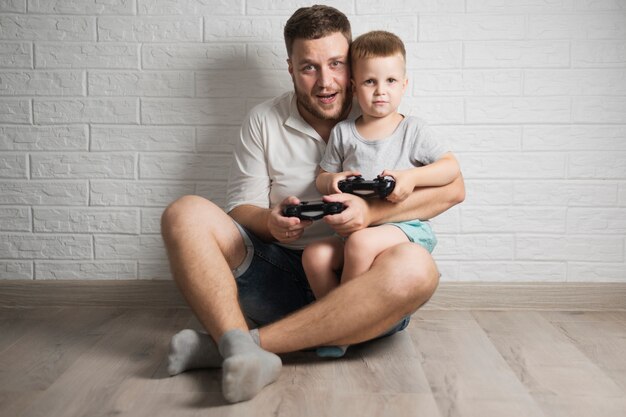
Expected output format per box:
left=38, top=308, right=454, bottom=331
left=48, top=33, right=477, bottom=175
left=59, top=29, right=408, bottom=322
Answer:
left=225, top=91, right=359, bottom=250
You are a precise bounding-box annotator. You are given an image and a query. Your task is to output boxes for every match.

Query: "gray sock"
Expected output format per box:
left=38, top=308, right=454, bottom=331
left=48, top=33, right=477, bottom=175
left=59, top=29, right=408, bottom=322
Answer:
left=218, top=329, right=282, bottom=403
left=167, top=329, right=222, bottom=376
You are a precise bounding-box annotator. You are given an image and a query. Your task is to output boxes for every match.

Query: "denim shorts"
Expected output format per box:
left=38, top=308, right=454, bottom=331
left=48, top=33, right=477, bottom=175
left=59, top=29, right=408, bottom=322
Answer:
left=232, top=222, right=410, bottom=338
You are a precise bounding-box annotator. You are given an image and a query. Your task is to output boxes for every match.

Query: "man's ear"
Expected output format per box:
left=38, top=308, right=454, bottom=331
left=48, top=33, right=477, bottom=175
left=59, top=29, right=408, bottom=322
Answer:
left=287, top=58, right=293, bottom=75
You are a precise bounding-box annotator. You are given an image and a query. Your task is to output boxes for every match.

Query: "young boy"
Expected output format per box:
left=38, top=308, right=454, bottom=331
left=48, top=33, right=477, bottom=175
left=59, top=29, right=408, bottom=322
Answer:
left=302, top=31, right=460, bottom=356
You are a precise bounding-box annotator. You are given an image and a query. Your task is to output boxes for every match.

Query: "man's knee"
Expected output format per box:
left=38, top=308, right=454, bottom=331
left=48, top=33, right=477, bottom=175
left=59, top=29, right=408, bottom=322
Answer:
left=161, top=195, right=221, bottom=237
left=377, top=243, right=439, bottom=307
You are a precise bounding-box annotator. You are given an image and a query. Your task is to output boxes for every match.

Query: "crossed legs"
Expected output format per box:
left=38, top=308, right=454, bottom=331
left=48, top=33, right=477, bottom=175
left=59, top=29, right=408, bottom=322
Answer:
left=161, top=195, right=440, bottom=400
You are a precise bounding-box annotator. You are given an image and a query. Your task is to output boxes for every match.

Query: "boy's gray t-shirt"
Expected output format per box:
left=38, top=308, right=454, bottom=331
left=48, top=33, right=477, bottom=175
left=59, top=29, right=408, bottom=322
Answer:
left=320, top=116, right=448, bottom=177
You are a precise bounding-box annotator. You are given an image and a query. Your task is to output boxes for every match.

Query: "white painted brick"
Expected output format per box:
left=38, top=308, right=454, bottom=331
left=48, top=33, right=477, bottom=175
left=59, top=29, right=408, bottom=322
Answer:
left=432, top=126, right=522, bottom=152
left=0, top=99, right=31, bottom=124
left=0, top=71, right=84, bottom=96
left=142, top=44, right=245, bottom=70
left=196, top=70, right=291, bottom=98
left=138, top=260, right=171, bottom=280
left=33, top=208, right=139, bottom=234
left=0, top=0, right=25, bottom=13
left=524, top=70, right=626, bottom=96
left=90, top=181, right=194, bottom=206
left=435, top=234, right=515, bottom=260
left=462, top=206, right=567, bottom=233
left=0, top=42, right=32, bottom=68
left=140, top=153, right=231, bottom=181
left=567, top=208, right=626, bottom=234
left=0, top=234, right=93, bottom=259
left=34, top=98, right=138, bottom=124
left=400, top=97, right=465, bottom=124
left=573, top=97, right=626, bottom=124
left=420, top=14, right=525, bottom=41
left=413, top=70, right=522, bottom=96
left=36, top=43, right=139, bottom=69
left=0, top=15, right=95, bottom=41
left=460, top=152, right=567, bottom=179
left=464, top=41, right=570, bottom=68
left=459, top=262, right=566, bottom=282
left=247, top=0, right=352, bottom=14
left=91, top=126, right=194, bottom=151
left=95, top=235, right=165, bottom=260
left=88, top=71, right=193, bottom=97
left=35, top=261, right=136, bottom=280
left=405, top=42, right=462, bottom=69
left=356, top=0, right=464, bottom=13
left=247, top=43, right=287, bottom=70
left=351, top=15, right=417, bottom=41
left=524, top=126, right=626, bottom=151
left=0, top=261, right=32, bottom=280
left=464, top=180, right=515, bottom=205
left=568, top=263, right=626, bottom=282
left=196, top=126, right=237, bottom=153
left=514, top=181, right=618, bottom=206
left=468, top=0, right=574, bottom=12
left=516, top=234, right=624, bottom=262
left=0, top=207, right=30, bottom=231
left=204, top=17, right=284, bottom=42
left=0, top=180, right=87, bottom=205
left=569, top=152, right=626, bottom=179
left=141, top=98, right=245, bottom=125
left=572, top=41, right=626, bottom=68
left=0, top=153, right=27, bottom=178
left=429, top=205, right=460, bottom=233
left=466, top=97, right=571, bottom=124
left=0, top=125, right=86, bottom=151
left=528, top=13, right=626, bottom=40
left=98, top=17, right=201, bottom=42
left=29, top=0, right=135, bottom=14
left=139, top=0, right=242, bottom=15
left=141, top=208, right=163, bottom=234
left=195, top=182, right=228, bottom=208
left=436, top=261, right=459, bottom=282
left=574, top=0, right=625, bottom=10
left=31, top=152, right=136, bottom=179
left=620, top=183, right=626, bottom=206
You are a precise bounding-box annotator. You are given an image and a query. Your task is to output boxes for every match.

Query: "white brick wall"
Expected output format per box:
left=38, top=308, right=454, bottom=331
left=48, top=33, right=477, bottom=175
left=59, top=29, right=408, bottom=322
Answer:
left=0, top=0, right=624, bottom=282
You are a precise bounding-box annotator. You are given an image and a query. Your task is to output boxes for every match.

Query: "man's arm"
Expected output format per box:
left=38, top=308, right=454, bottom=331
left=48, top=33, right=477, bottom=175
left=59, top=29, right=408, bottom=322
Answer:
left=369, top=172, right=465, bottom=224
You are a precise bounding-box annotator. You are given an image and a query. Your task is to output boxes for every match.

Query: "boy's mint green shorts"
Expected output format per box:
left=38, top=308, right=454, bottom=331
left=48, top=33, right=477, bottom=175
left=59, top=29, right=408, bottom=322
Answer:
left=387, top=219, right=437, bottom=253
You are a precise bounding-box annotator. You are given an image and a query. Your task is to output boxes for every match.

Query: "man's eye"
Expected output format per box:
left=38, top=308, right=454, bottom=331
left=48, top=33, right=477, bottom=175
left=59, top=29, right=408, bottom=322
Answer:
left=331, top=61, right=344, bottom=68
left=302, top=65, right=315, bottom=72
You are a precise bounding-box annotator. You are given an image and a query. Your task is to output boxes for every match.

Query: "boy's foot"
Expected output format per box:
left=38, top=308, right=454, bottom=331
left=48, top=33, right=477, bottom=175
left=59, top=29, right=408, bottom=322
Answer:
left=316, top=345, right=349, bottom=358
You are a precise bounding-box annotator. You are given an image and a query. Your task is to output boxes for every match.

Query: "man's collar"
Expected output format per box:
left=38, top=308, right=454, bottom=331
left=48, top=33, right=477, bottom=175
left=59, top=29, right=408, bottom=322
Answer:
left=284, top=92, right=361, bottom=141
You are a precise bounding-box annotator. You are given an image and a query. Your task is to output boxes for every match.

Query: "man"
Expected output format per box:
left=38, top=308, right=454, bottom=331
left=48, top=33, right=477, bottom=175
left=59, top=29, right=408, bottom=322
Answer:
left=161, top=5, right=465, bottom=404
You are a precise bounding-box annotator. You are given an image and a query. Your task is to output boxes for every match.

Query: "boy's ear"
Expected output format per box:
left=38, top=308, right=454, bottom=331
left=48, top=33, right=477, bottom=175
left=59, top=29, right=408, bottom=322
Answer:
left=351, top=79, right=356, bottom=94
left=402, top=77, right=409, bottom=93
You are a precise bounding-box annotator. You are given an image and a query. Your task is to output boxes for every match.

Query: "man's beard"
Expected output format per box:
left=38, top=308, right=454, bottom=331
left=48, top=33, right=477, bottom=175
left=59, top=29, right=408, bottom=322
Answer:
left=294, top=85, right=351, bottom=122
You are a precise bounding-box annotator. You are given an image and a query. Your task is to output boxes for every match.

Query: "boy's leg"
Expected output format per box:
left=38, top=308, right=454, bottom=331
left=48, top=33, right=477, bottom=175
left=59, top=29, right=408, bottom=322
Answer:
left=341, top=225, right=410, bottom=283
left=302, top=237, right=344, bottom=299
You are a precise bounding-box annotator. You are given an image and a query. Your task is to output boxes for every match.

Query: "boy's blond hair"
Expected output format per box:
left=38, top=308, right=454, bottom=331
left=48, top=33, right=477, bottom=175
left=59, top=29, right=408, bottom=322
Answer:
left=350, top=30, right=406, bottom=67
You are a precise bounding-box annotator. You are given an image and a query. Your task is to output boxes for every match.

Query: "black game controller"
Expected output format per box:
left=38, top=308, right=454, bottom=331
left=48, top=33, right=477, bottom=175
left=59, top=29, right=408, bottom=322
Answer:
left=337, top=175, right=395, bottom=199
left=282, top=201, right=345, bottom=221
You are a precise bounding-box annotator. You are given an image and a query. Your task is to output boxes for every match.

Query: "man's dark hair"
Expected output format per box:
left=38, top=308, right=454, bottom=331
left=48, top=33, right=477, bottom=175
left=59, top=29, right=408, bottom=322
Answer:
left=283, top=5, right=352, bottom=57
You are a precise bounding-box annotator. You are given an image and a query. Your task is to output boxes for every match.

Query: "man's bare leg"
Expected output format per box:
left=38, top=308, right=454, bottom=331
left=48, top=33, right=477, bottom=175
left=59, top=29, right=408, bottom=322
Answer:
left=260, top=243, right=439, bottom=353
left=161, top=195, right=282, bottom=403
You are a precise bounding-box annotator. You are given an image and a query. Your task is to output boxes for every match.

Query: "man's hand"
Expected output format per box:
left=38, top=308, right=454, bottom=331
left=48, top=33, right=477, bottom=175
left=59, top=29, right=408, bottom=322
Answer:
left=321, top=193, right=371, bottom=237
left=381, top=169, right=415, bottom=203
left=268, top=196, right=313, bottom=243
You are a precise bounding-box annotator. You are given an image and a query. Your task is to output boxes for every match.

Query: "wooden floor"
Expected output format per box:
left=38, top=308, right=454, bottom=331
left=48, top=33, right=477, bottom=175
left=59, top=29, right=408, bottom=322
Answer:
left=1, top=307, right=625, bottom=417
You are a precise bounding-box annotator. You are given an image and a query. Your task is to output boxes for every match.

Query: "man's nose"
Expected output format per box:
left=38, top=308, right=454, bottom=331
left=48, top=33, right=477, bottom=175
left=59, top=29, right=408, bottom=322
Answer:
left=317, top=67, right=333, bottom=88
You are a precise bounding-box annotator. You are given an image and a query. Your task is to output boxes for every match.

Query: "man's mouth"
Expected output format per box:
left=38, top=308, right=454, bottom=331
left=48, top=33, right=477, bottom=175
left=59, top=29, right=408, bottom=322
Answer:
left=317, top=93, right=338, bottom=104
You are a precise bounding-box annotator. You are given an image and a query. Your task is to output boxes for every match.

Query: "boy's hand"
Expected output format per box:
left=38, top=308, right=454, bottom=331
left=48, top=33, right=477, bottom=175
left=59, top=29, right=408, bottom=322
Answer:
left=268, top=196, right=312, bottom=243
left=329, top=170, right=361, bottom=194
left=321, top=193, right=370, bottom=237
left=381, top=169, right=414, bottom=203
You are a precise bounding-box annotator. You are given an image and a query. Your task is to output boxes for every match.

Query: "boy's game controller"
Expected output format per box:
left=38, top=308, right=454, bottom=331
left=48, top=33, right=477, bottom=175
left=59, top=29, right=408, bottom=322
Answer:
left=282, top=201, right=345, bottom=221
left=337, top=175, right=395, bottom=199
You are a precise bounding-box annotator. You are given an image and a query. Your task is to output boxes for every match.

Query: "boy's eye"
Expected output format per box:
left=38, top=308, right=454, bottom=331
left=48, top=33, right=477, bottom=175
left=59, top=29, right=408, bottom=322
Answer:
left=387, top=78, right=397, bottom=83
left=364, top=79, right=375, bottom=85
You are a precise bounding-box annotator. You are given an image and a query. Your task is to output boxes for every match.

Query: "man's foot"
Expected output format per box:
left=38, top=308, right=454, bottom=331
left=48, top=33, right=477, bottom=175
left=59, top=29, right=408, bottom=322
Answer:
left=218, top=329, right=282, bottom=403
left=167, top=329, right=222, bottom=376
left=316, top=345, right=349, bottom=358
